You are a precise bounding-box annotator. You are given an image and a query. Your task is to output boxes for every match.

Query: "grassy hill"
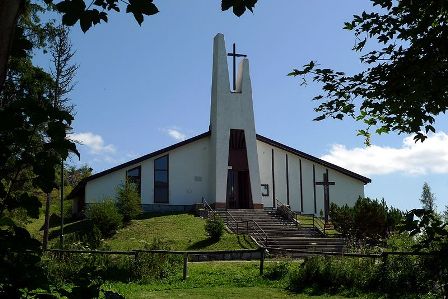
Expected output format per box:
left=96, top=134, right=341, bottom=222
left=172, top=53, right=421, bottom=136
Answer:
left=104, top=213, right=256, bottom=251
left=28, top=210, right=256, bottom=251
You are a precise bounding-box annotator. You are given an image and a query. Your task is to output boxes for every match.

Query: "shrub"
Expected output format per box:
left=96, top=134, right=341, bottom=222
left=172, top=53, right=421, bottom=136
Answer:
left=133, top=238, right=181, bottom=281
left=263, top=260, right=291, bottom=280
left=329, top=197, right=403, bottom=243
left=288, top=255, right=436, bottom=298
left=86, top=199, right=122, bottom=238
left=205, top=215, right=224, bottom=240
left=116, top=181, right=142, bottom=223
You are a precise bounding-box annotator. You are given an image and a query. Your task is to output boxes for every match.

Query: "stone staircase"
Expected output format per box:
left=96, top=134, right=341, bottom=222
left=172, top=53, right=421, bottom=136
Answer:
left=215, top=209, right=346, bottom=256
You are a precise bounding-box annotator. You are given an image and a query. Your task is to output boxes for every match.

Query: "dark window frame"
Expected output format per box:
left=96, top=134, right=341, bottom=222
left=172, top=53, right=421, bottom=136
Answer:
left=126, top=165, right=141, bottom=196
left=154, top=155, right=169, bottom=204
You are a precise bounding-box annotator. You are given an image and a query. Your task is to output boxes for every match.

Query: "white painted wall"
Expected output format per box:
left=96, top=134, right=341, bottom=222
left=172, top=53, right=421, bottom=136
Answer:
left=256, top=139, right=366, bottom=214
left=85, top=137, right=211, bottom=206
left=85, top=169, right=126, bottom=203
left=168, top=137, right=210, bottom=205
left=257, top=141, right=273, bottom=207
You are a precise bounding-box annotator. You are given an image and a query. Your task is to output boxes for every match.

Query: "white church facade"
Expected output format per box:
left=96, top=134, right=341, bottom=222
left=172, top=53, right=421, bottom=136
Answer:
left=70, top=34, right=370, bottom=217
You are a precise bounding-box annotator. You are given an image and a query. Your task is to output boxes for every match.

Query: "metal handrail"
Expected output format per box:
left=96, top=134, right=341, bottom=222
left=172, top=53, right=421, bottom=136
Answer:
left=249, top=219, right=268, bottom=246
left=224, top=211, right=268, bottom=247
left=200, top=198, right=268, bottom=246
left=225, top=210, right=240, bottom=233
left=297, top=213, right=344, bottom=237
left=275, top=198, right=301, bottom=229
left=202, top=197, right=216, bottom=217
left=275, top=199, right=336, bottom=237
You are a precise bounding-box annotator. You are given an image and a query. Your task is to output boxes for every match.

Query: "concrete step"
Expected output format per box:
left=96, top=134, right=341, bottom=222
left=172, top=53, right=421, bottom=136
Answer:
left=217, top=208, right=346, bottom=255
left=267, top=244, right=344, bottom=250
left=268, top=237, right=345, bottom=244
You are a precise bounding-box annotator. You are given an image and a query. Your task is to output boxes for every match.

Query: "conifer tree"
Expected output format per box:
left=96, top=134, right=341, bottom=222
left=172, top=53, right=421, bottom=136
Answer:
left=420, top=182, right=436, bottom=212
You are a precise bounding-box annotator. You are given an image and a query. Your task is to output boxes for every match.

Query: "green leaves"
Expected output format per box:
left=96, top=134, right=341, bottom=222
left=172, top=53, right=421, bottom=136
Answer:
left=221, top=0, right=258, bottom=17
left=53, top=0, right=258, bottom=30
left=126, top=0, right=159, bottom=25
left=80, top=9, right=108, bottom=32
left=55, top=0, right=159, bottom=31
left=292, top=0, right=448, bottom=143
left=56, top=0, right=86, bottom=26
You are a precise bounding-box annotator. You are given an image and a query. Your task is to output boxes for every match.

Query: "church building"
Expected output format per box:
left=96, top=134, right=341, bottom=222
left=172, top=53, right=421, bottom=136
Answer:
left=70, top=34, right=371, bottom=218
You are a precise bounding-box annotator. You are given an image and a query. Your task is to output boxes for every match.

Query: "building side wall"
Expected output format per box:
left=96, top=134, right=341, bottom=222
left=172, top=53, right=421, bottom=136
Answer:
left=85, top=137, right=210, bottom=207
left=85, top=170, right=126, bottom=203
left=169, top=137, right=210, bottom=205
left=256, top=140, right=365, bottom=215
left=327, top=168, right=364, bottom=207
left=257, top=141, right=273, bottom=207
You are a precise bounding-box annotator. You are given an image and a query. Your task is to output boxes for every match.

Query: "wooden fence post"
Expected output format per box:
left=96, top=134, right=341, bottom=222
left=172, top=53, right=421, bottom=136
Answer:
left=183, top=253, right=189, bottom=280
left=259, top=248, right=265, bottom=276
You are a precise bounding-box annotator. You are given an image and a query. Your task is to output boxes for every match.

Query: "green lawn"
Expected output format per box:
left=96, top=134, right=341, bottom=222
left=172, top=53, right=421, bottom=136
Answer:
left=105, top=286, right=354, bottom=298
left=103, top=261, right=361, bottom=299
left=104, top=213, right=256, bottom=251
left=30, top=211, right=257, bottom=251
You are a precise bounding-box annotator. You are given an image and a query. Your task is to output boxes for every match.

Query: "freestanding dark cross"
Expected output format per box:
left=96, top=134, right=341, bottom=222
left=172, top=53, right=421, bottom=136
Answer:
left=315, top=172, right=335, bottom=223
left=227, top=43, right=247, bottom=91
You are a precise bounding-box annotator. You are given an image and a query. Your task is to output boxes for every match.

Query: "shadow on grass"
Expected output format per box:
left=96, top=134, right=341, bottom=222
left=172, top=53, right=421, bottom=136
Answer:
left=237, top=235, right=256, bottom=249
left=40, top=213, right=82, bottom=231
left=48, top=219, right=92, bottom=240
left=187, top=237, right=220, bottom=250
left=136, top=211, right=194, bottom=220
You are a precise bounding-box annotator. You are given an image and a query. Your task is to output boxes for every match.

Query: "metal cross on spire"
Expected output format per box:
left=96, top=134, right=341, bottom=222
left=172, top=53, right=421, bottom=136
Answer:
left=227, top=43, right=247, bottom=91
left=315, top=171, right=335, bottom=223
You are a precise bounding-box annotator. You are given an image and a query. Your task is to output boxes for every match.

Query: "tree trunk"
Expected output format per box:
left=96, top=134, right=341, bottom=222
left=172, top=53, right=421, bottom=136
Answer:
left=0, top=0, right=23, bottom=92
left=42, top=192, right=51, bottom=250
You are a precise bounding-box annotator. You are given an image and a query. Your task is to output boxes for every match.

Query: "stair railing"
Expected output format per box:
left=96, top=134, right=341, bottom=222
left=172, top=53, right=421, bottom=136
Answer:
left=200, top=198, right=268, bottom=246
left=275, top=199, right=301, bottom=229
left=297, top=213, right=342, bottom=237
left=224, top=211, right=268, bottom=247
left=202, top=197, right=216, bottom=218
left=275, top=199, right=337, bottom=237
left=248, top=219, right=268, bottom=246
left=225, top=210, right=240, bottom=233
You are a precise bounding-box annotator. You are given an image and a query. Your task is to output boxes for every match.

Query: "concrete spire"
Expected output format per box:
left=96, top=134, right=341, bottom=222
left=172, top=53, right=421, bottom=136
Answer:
left=235, top=58, right=252, bottom=94
left=209, top=33, right=262, bottom=208
left=211, top=33, right=230, bottom=96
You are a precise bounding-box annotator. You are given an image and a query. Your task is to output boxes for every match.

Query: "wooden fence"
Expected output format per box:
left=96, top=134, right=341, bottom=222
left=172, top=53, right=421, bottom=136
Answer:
left=45, top=248, right=266, bottom=280
left=45, top=247, right=435, bottom=280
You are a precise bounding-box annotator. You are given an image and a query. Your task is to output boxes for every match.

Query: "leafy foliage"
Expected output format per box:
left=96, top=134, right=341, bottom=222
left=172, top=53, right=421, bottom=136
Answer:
left=329, top=197, right=403, bottom=243
left=47, top=0, right=259, bottom=32
left=289, top=0, right=448, bottom=144
left=403, top=208, right=448, bottom=296
left=86, top=199, right=123, bottom=237
left=263, top=260, right=291, bottom=281
left=116, top=181, right=142, bottom=223
left=0, top=1, right=80, bottom=294
left=65, top=164, right=92, bottom=187
left=288, top=254, right=437, bottom=298
left=133, top=238, right=181, bottom=281
left=0, top=223, right=46, bottom=298
left=221, top=0, right=258, bottom=17
left=205, top=215, right=225, bottom=241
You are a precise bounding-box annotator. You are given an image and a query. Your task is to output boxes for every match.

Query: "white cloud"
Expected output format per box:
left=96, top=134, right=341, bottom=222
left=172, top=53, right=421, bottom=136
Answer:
left=321, top=132, right=448, bottom=176
left=163, top=127, right=187, bottom=142
left=69, top=132, right=116, bottom=154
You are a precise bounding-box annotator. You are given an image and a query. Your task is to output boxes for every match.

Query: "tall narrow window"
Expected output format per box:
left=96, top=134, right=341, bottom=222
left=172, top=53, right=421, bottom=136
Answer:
left=127, top=166, right=141, bottom=196
left=154, top=155, right=169, bottom=203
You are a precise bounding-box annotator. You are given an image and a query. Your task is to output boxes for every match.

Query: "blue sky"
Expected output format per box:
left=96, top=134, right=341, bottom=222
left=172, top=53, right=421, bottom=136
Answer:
left=37, top=1, right=448, bottom=213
